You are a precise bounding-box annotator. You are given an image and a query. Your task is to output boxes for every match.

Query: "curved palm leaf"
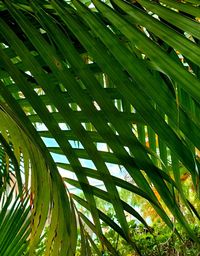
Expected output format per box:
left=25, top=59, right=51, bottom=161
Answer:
left=0, top=0, right=199, bottom=255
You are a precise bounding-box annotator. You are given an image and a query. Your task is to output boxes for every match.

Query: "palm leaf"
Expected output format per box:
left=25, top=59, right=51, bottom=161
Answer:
left=0, top=0, right=199, bottom=255
left=0, top=188, right=30, bottom=256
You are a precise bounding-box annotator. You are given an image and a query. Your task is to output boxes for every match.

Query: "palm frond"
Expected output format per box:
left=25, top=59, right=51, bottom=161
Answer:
left=0, top=188, right=30, bottom=256
left=0, top=0, right=199, bottom=255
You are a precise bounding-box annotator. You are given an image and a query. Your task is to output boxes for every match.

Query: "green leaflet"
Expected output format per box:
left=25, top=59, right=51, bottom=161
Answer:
left=138, top=0, right=200, bottom=40
left=160, top=0, right=200, bottom=17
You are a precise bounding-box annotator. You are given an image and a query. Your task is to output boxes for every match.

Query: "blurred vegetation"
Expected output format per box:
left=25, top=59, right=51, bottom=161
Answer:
left=36, top=215, right=200, bottom=256
left=36, top=175, right=200, bottom=256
